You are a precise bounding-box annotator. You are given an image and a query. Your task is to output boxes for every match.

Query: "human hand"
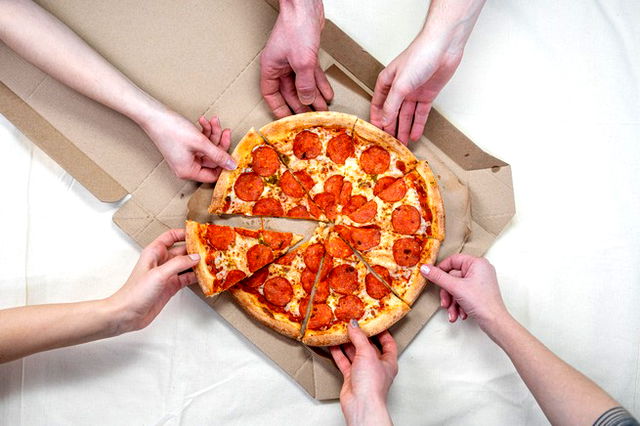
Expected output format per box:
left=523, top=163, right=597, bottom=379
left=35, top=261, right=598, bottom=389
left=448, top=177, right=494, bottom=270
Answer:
left=140, top=107, right=235, bottom=182
left=370, top=0, right=485, bottom=144
left=107, top=229, right=199, bottom=333
left=420, top=255, right=509, bottom=333
left=260, top=0, right=333, bottom=118
left=330, top=321, right=396, bottom=426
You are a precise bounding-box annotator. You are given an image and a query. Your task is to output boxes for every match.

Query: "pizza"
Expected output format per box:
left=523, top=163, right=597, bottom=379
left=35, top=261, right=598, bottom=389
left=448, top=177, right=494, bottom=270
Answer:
left=190, top=111, right=445, bottom=346
left=185, top=221, right=303, bottom=296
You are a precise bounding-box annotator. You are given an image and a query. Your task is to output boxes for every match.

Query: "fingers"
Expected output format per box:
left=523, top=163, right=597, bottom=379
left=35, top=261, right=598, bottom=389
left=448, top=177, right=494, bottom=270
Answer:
left=168, top=245, right=187, bottom=259
left=330, top=346, right=351, bottom=377
left=440, top=288, right=452, bottom=309
left=219, top=128, right=232, bottom=152
left=378, top=331, right=397, bottom=362
left=195, top=167, right=223, bottom=183
left=397, top=100, right=416, bottom=144
left=311, top=89, right=328, bottom=112
left=437, top=254, right=479, bottom=274
left=447, top=302, right=459, bottom=323
left=315, top=65, right=334, bottom=103
left=167, top=271, right=197, bottom=291
left=261, top=71, right=292, bottom=118
left=280, top=75, right=312, bottom=114
left=420, top=264, right=461, bottom=294
left=197, top=136, right=236, bottom=171
left=199, top=116, right=212, bottom=139
left=343, top=343, right=356, bottom=362
left=370, top=69, right=394, bottom=129
left=381, top=83, right=407, bottom=132
left=409, top=102, right=431, bottom=142
left=291, top=62, right=318, bottom=105
left=210, top=116, right=222, bottom=145
left=347, top=320, right=375, bottom=355
left=152, top=228, right=186, bottom=249
left=459, top=307, right=468, bottom=320
left=156, top=253, right=200, bottom=279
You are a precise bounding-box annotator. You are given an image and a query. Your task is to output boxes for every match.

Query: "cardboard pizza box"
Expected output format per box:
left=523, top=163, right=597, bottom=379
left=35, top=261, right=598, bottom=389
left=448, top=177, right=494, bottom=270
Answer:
left=0, top=0, right=515, bottom=400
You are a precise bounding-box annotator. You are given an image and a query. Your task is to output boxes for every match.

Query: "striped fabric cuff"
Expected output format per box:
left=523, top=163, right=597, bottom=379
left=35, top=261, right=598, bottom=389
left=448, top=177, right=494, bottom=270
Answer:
left=594, top=407, right=639, bottom=426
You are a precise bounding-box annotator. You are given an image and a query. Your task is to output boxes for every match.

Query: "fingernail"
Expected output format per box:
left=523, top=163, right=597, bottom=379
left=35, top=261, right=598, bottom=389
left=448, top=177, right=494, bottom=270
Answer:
left=349, top=319, right=359, bottom=328
left=441, top=299, right=446, bottom=308
left=189, top=253, right=200, bottom=261
left=420, top=265, right=430, bottom=275
left=448, top=312, right=454, bottom=322
left=300, top=93, right=316, bottom=105
left=225, top=158, right=237, bottom=170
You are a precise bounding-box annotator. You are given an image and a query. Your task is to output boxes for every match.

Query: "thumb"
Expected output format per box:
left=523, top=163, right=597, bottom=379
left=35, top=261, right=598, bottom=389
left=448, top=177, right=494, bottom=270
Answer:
left=157, top=253, right=200, bottom=279
left=420, top=264, right=461, bottom=295
left=198, top=136, right=236, bottom=170
left=347, top=320, right=374, bottom=355
left=292, top=61, right=318, bottom=105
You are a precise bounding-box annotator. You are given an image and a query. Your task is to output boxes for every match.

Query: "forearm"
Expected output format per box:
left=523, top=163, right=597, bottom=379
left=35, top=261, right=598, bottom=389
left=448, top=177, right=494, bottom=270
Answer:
left=487, top=313, right=619, bottom=426
left=419, top=0, right=486, bottom=53
left=0, top=0, right=162, bottom=127
left=343, top=397, right=393, bottom=426
left=0, top=299, right=123, bottom=364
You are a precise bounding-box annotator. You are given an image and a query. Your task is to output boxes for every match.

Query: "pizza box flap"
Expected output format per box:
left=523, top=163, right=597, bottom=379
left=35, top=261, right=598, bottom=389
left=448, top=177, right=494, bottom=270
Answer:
left=0, top=0, right=514, bottom=401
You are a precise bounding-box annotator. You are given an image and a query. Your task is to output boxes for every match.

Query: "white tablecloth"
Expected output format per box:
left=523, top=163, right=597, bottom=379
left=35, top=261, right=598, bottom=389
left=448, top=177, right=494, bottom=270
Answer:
left=1, top=1, right=638, bottom=424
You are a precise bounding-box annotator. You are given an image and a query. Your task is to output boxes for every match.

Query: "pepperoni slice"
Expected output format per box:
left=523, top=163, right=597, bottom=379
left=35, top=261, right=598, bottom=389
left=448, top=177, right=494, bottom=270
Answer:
left=328, top=264, right=358, bottom=295
left=280, top=170, right=305, bottom=198
left=313, top=279, right=330, bottom=302
left=275, top=251, right=296, bottom=265
left=349, top=226, right=381, bottom=251
left=302, top=300, right=333, bottom=330
left=303, top=243, right=325, bottom=272
left=313, top=192, right=337, bottom=221
left=359, top=146, right=390, bottom=175
left=300, top=267, right=317, bottom=293
left=342, top=195, right=366, bottom=215
left=242, top=267, right=269, bottom=288
left=286, top=205, right=311, bottom=218
left=234, top=172, right=264, bottom=201
left=252, top=197, right=284, bottom=216
left=251, top=146, right=279, bottom=177
left=366, top=265, right=391, bottom=299
left=339, top=181, right=352, bottom=205
left=348, top=200, right=377, bottom=223
left=293, top=130, right=321, bottom=160
left=397, top=160, right=406, bottom=173
left=335, top=295, right=365, bottom=321
left=263, top=277, right=293, bottom=306
left=393, top=238, right=421, bottom=267
left=326, top=133, right=355, bottom=165
left=374, top=177, right=407, bottom=202
left=205, top=225, right=235, bottom=250
left=325, top=235, right=353, bottom=259
left=246, top=244, right=275, bottom=272
left=295, top=170, right=315, bottom=192
left=261, top=230, right=292, bottom=251
left=308, top=202, right=323, bottom=220
left=320, top=255, right=334, bottom=280
left=324, top=175, right=344, bottom=199
left=392, top=205, right=421, bottom=234
left=234, top=228, right=260, bottom=239
left=224, top=270, right=246, bottom=287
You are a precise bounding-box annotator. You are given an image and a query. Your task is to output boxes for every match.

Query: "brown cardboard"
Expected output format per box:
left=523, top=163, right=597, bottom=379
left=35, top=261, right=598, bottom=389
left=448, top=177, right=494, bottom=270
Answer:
left=0, top=0, right=514, bottom=401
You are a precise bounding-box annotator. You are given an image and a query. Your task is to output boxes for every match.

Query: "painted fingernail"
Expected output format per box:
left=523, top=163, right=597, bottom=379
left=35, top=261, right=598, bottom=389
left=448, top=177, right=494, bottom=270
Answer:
left=420, top=265, right=430, bottom=275
left=448, top=312, right=454, bottom=322
left=225, top=158, right=237, bottom=170
left=350, top=319, right=359, bottom=328
left=189, top=253, right=200, bottom=261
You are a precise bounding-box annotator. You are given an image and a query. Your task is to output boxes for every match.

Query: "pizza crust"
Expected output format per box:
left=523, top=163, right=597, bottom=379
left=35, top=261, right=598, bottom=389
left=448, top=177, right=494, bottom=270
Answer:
left=402, top=238, right=441, bottom=305
left=229, top=287, right=301, bottom=339
left=353, top=118, right=418, bottom=171
left=259, top=111, right=359, bottom=141
left=415, top=161, right=445, bottom=241
left=185, top=220, right=216, bottom=296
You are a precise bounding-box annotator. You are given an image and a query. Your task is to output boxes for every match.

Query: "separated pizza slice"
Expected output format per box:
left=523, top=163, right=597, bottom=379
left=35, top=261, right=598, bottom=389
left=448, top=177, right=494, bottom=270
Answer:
left=301, top=228, right=410, bottom=346
left=185, top=220, right=304, bottom=297
left=209, top=128, right=327, bottom=221
left=335, top=224, right=440, bottom=306
left=228, top=224, right=331, bottom=338
left=259, top=111, right=359, bottom=221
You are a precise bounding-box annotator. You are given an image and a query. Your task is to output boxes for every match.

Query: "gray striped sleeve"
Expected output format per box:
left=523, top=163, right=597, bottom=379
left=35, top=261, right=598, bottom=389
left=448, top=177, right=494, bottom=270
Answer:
left=594, top=407, right=639, bottom=426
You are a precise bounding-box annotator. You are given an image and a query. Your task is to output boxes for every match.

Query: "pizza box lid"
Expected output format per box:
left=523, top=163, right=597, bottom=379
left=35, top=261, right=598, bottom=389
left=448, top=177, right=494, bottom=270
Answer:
left=0, top=0, right=515, bottom=401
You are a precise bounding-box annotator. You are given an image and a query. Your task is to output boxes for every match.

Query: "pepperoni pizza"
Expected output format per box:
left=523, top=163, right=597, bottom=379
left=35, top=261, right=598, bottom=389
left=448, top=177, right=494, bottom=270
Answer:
left=194, top=111, right=444, bottom=346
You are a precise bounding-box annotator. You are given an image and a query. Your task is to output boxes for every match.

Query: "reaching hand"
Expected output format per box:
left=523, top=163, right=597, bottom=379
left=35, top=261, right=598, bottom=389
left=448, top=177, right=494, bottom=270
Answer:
left=370, top=36, right=463, bottom=144
left=260, top=0, right=333, bottom=118
left=420, top=255, right=508, bottom=332
left=330, top=321, right=396, bottom=426
left=107, top=229, right=199, bottom=333
left=141, top=108, right=235, bottom=183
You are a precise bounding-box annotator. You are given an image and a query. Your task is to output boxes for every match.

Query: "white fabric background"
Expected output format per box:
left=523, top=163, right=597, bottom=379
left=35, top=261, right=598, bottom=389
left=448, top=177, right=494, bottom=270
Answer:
left=1, top=1, right=639, bottom=424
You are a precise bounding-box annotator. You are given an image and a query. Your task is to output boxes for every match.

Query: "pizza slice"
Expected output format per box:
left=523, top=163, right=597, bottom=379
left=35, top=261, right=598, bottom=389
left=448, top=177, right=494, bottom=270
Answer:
left=209, top=128, right=327, bottom=221
left=335, top=224, right=440, bottom=306
left=228, top=224, right=331, bottom=338
left=185, top=220, right=304, bottom=296
left=301, top=228, right=410, bottom=346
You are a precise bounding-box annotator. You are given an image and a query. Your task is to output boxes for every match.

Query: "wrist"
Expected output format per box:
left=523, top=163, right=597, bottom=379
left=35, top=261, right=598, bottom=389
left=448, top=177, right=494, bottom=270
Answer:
left=418, top=0, right=486, bottom=54
left=342, top=395, right=392, bottom=426
left=125, top=91, right=167, bottom=133
left=481, top=309, right=517, bottom=344
left=101, top=296, right=136, bottom=337
left=279, top=0, right=324, bottom=27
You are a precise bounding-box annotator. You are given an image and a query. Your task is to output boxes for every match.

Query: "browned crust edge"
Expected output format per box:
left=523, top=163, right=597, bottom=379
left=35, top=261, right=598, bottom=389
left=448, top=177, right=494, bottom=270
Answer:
left=403, top=238, right=441, bottom=306
left=415, top=161, right=445, bottom=242
left=259, top=111, right=359, bottom=140
left=185, top=220, right=215, bottom=296
left=229, top=287, right=301, bottom=339
left=353, top=118, right=418, bottom=171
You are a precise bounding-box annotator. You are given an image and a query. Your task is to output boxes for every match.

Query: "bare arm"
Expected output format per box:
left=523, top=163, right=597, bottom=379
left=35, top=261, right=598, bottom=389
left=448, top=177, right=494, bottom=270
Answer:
left=0, top=0, right=235, bottom=181
left=422, top=256, right=630, bottom=426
